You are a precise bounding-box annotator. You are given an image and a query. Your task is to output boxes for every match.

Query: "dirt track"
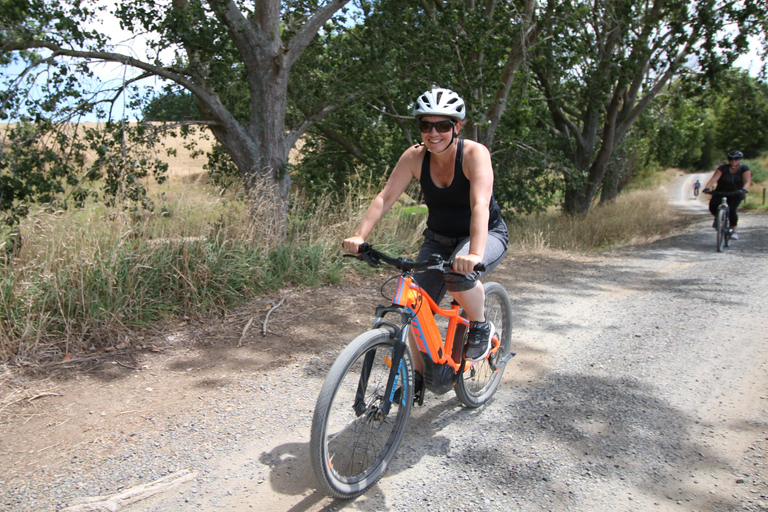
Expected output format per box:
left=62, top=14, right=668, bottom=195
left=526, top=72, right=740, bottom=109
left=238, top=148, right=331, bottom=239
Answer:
left=2, top=176, right=768, bottom=511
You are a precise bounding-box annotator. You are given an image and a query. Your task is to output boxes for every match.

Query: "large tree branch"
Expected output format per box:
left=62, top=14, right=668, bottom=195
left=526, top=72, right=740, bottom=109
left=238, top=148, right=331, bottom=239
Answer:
left=382, top=100, right=414, bottom=147
left=9, top=41, right=207, bottom=101
left=284, top=88, right=366, bottom=161
left=533, top=65, right=584, bottom=155
left=616, top=28, right=699, bottom=141
left=284, top=0, right=351, bottom=70
left=8, top=40, right=259, bottom=165
left=314, top=125, right=368, bottom=163
left=483, top=9, right=541, bottom=148
left=209, top=0, right=271, bottom=78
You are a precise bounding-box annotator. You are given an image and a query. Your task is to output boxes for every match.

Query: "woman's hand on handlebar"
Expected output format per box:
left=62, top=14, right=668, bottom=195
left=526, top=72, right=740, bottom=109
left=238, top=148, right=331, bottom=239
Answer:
left=453, top=253, right=483, bottom=274
left=342, top=236, right=365, bottom=255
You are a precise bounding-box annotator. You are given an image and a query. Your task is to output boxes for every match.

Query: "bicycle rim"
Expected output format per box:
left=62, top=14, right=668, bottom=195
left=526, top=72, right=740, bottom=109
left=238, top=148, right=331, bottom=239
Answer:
left=716, top=209, right=726, bottom=252
left=310, top=329, right=413, bottom=499
left=455, top=282, right=513, bottom=408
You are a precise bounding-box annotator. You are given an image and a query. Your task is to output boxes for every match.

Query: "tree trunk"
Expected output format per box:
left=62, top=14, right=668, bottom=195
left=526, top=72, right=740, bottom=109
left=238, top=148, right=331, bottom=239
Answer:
left=600, top=165, right=621, bottom=203
left=207, top=94, right=292, bottom=244
left=563, top=176, right=595, bottom=214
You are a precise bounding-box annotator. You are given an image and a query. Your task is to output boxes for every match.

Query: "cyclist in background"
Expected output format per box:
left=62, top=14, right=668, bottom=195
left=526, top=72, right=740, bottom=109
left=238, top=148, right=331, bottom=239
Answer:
left=703, top=150, right=752, bottom=240
left=693, top=179, right=701, bottom=197
left=342, top=87, right=509, bottom=371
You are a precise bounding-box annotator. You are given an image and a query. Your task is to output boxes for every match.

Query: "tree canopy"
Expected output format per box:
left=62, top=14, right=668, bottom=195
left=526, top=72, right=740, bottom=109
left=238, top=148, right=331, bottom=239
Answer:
left=1, top=0, right=767, bottom=232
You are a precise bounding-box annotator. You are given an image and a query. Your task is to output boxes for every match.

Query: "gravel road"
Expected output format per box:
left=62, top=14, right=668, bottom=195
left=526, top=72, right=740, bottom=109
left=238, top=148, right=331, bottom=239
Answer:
left=2, top=177, right=768, bottom=512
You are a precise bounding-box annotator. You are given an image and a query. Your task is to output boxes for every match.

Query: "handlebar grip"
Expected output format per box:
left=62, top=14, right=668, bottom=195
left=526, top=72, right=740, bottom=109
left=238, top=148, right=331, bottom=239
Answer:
left=474, top=263, right=486, bottom=273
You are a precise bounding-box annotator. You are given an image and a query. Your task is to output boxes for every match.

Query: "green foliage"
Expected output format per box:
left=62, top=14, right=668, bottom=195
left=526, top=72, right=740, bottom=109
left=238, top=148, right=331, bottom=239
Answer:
left=634, top=71, right=768, bottom=172
left=143, top=90, right=201, bottom=122
left=0, top=121, right=170, bottom=225
left=712, top=71, right=768, bottom=159
left=745, top=158, right=768, bottom=183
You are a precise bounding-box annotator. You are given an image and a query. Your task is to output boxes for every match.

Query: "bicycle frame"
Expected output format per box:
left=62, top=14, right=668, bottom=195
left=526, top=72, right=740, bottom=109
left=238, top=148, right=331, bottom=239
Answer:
left=719, top=197, right=730, bottom=216
left=391, top=274, right=502, bottom=367
left=369, top=272, right=502, bottom=415
left=705, top=189, right=743, bottom=252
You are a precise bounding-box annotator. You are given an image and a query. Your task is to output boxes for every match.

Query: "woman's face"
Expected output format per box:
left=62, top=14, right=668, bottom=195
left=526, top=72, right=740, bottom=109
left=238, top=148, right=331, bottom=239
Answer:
left=729, top=157, right=741, bottom=169
left=419, top=116, right=461, bottom=153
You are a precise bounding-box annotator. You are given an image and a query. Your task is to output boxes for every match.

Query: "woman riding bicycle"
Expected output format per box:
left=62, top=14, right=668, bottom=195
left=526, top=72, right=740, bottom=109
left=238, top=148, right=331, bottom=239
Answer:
left=342, top=87, right=509, bottom=367
left=703, top=150, right=752, bottom=240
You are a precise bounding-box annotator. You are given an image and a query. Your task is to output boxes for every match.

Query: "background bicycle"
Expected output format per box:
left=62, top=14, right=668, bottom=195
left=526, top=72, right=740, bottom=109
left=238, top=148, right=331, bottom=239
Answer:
left=703, top=189, right=744, bottom=252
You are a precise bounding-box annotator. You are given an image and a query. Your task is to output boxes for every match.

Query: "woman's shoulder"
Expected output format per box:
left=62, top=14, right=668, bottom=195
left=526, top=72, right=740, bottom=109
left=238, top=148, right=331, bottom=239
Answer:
left=395, top=143, right=427, bottom=177
left=403, top=143, right=427, bottom=157
left=400, top=143, right=428, bottom=165
left=461, top=139, right=491, bottom=160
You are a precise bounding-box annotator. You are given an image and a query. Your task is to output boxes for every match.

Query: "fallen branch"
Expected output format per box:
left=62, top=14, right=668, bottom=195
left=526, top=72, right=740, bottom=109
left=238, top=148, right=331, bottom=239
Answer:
left=29, top=392, right=63, bottom=401
left=262, top=297, right=286, bottom=336
left=0, top=391, right=63, bottom=414
left=62, top=468, right=198, bottom=511
left=238, top=316, right=255, bottom=347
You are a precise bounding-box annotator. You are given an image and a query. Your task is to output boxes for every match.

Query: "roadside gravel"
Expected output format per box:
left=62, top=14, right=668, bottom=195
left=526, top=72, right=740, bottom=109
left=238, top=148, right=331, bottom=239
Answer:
left=2, top=180, right=767, bottom=512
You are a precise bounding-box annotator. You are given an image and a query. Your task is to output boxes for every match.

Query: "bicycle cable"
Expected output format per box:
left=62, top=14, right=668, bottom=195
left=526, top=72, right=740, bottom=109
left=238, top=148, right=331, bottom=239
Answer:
left=379, top=273, right=425, bottom=317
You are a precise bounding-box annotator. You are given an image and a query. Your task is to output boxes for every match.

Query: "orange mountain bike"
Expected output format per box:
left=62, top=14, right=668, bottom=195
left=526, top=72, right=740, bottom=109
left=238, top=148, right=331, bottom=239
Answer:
left=310, top=244, right=514, bottom=498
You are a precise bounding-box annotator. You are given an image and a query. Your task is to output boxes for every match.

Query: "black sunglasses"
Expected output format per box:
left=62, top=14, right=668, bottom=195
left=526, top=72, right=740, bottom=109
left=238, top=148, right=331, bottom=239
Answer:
left=418, top=120, right=455, bottom=133
left=728, top=157, right=741, bottom=161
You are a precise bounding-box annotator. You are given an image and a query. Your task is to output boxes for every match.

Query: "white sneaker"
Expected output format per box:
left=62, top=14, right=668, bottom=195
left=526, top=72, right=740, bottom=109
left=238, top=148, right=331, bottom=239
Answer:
left=731, top=232, right=739, bottom=240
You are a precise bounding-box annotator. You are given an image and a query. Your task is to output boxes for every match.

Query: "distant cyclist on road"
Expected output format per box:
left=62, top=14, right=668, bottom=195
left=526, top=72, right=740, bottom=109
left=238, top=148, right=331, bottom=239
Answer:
left=703, top=150, right=752, bottom=240
left=693, top=179, right=701, bottom=197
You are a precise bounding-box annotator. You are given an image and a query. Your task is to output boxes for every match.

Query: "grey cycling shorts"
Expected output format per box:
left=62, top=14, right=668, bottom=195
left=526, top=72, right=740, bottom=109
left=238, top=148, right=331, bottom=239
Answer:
left=413, top=220, right=509, bottom=304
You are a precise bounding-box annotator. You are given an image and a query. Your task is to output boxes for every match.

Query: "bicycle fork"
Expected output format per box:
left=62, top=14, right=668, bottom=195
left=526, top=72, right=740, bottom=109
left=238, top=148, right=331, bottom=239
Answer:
left=352, top=305, right=413, bottom=419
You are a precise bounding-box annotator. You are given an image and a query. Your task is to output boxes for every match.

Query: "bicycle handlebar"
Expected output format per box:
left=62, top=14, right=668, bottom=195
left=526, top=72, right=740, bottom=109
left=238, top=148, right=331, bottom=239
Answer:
left=344, top=243, right=486, bottom=273
left=702, top=189, right=747, bottom=196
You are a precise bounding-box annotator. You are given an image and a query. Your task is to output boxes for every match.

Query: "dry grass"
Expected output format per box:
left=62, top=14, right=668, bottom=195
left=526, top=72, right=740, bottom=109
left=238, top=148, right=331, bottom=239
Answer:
left=508, top=189, right=689, bottom=254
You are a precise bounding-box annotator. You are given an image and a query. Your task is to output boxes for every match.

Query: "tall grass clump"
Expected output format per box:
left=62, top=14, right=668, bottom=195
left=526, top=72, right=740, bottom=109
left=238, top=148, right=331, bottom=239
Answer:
left=743, top=156, right=768, bottom=211
left=508, top=189, right=690, bottom=253
left=0, top=176, right=411, bottom=364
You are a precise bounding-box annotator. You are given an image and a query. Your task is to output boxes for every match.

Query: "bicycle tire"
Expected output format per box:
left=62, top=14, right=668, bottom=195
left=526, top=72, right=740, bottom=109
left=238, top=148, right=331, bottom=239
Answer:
left=310, top=329, right=413, bottom=499
left=454, top=282, right=513, bottom=408
left=716, top=207, right=727, bottom=252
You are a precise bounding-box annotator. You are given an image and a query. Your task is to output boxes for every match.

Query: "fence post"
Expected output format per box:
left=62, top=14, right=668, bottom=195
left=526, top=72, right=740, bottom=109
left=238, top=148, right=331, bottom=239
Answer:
left=763, top=187, right=766, bottom=206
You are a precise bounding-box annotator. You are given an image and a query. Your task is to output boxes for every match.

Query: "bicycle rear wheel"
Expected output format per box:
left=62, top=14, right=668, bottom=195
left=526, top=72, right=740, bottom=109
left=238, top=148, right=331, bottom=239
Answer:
left=310, top=329, right=413, bottom=499
left=716, top=207, right=727, bottom=252
left=454, top=282, right=513, bottom=408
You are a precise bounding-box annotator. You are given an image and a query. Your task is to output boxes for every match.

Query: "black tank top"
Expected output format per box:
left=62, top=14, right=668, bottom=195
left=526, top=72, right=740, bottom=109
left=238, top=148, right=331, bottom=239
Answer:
left=419, top=139, right=501, bottom=237
left=715, top=163, right=750, bottom=192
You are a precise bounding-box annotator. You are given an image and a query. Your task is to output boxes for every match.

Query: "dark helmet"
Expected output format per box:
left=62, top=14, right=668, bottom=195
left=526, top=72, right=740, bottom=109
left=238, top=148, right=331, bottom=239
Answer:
left=727, top=150, right=743, bottom=159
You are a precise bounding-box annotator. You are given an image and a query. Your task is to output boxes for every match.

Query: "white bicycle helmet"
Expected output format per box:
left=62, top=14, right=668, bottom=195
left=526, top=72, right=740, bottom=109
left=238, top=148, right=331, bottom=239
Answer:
left=412, top=88, right=466, bottom=121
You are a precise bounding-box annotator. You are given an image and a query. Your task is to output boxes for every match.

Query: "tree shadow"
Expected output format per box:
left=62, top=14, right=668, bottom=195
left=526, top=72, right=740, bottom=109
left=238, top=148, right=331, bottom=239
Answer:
left=259, top=367, right=758, bottom=511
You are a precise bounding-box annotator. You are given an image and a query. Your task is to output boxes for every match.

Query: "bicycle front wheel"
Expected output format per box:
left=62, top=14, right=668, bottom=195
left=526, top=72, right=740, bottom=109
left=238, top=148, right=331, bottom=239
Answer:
left=716, top=207, right=727, bottom=252
left=310, top=329, right=413, bottom=499
left=455, top=282, right=513, bottom=408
